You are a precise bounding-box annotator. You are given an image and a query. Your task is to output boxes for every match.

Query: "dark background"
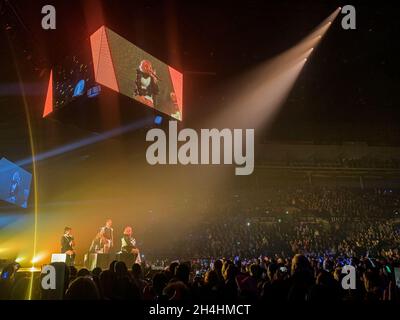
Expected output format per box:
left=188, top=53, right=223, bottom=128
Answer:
left=1, top=0, right=399, bottom=153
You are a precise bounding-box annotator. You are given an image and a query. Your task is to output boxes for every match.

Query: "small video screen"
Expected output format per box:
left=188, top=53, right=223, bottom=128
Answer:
left=90, top=26, right=183, bottom=120
left=0, top=158, right=32, bottom=208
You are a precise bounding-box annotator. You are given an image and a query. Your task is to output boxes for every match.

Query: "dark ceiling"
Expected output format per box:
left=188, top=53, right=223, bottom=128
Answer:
left=0, top=0, right=399, bottom=154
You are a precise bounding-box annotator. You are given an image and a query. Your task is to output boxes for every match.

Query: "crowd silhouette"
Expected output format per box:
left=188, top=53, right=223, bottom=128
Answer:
left=1, top=186, right=399, bottom=302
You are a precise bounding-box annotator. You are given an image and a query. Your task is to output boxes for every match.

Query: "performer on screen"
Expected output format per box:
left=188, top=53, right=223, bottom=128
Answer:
left=121, top=226, right=141, bottom=263
left=61, top=227, right=75, bottom=266
left=8, top=171, right=21, bottom=204
left=100, top=219, right=114, bottom=253
left=134, top=59, right=159, bottom=108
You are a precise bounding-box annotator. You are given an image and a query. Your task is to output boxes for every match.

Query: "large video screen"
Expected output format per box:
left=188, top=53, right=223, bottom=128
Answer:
left=90, top=26, right=183, bottom=120
left=0, top=158, right=32, bottom=208
left=43, top=47, right=100, bottom=117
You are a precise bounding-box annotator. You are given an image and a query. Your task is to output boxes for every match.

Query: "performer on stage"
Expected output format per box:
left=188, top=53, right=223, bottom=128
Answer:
left=89, top=230, right=107, bottom=253
left=61, top=227, right=75, bottom=266
left=99, top=219, right=114, bottom=253
left=121, top=226, right=141, bottom=263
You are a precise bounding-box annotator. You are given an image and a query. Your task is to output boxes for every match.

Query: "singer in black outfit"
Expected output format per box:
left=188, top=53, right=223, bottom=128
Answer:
left=61, top=226, right=75, bottom=266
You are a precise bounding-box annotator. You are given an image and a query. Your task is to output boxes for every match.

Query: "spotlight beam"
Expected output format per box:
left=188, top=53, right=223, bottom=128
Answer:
left=208, top=8, right=341, bottom=130
left=14, top=117, right=154, bottom=168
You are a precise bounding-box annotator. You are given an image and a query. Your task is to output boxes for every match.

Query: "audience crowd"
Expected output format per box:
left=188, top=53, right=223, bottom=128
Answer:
left=1, top=186, right=399, bottom=302
left=1, top=252, right=399, bottom=302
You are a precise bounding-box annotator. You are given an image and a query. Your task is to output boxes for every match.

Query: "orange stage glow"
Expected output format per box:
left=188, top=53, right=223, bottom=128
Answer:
left=90, top=26, right=120, bottom=93
left=42, top=69, right=53, bottom=117
left=168, top=66, right=184, bottom=113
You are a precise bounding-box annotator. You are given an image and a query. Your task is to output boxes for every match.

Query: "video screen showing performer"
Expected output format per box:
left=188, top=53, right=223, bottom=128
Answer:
left=90, top=26, right=183, bottom=120
left=134, top=60, right=159, bottom=108
left=0, top=158, right=32, bottom=208
left=121, top=226, right=141, bottom=264
left=61, top=227, right=75, bottom=266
